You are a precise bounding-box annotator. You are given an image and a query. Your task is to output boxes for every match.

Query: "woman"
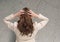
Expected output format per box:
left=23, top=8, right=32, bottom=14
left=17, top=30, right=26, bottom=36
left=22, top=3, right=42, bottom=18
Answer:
left=3, top=7, right=49, bottom=42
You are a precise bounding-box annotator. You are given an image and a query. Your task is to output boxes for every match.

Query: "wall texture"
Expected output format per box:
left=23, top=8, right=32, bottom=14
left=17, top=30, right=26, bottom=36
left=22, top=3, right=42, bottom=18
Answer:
left=0, top=0, right=60, bottom=42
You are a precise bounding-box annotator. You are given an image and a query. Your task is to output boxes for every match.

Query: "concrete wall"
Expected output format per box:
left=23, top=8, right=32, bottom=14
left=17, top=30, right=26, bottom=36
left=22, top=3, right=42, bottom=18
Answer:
left=0, top=0, right=60, bottom=42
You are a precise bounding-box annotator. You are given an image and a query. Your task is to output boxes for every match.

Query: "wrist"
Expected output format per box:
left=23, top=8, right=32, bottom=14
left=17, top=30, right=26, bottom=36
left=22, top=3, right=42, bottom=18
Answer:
left=35, top=14, right=39, bottom=18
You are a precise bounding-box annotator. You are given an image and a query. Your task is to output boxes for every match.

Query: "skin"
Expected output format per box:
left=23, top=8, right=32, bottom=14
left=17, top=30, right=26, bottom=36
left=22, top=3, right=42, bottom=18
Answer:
left=14, top=10, right=38, bottom=18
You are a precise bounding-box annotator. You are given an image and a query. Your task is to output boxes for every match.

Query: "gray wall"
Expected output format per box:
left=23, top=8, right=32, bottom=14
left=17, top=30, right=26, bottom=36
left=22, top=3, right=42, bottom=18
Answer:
left=0, top=0, right=60, bottom=42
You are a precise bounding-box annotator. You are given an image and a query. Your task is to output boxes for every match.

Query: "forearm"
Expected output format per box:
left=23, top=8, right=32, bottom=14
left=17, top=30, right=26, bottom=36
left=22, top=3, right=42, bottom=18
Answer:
left=3, top=14, right=15, bottom=25
left=36, top=13, right=49, bottom=21
left=4, top=13, right=17, bottom=21
left=35, top=13, right=49, bottom=30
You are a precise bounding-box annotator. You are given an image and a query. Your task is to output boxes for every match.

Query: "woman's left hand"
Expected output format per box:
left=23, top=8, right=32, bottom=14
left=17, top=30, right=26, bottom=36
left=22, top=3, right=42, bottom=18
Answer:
left=14, top=10, right=24, bottom=17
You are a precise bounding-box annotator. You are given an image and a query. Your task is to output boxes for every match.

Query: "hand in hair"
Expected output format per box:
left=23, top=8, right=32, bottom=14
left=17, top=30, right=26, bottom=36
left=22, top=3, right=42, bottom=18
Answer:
left=14, top=10, right=24, bottom=17
left=28, top=10, right=38, bottom=18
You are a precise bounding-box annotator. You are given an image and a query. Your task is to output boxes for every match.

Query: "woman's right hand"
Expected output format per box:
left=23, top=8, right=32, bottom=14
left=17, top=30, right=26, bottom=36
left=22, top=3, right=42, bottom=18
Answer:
left=28, top=10, right=38, bottom=18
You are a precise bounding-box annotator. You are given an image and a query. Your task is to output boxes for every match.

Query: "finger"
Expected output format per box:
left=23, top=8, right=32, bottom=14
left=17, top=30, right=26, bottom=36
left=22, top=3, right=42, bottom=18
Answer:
left=21, top=12, right=24, bottom=13
left=28, top=10, right=33, bottom=13
left=20, top=10, right=24, bottom=12
left=28, top=13, right=32, bottom=15
left=20, top=12, right=25, bottom=14
left=29, top=10, right=33, bottom=12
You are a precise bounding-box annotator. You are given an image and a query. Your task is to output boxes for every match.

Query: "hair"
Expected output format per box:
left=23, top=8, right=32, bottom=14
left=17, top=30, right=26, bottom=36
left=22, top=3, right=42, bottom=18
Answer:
left=17, top=7, right=34, bottom=37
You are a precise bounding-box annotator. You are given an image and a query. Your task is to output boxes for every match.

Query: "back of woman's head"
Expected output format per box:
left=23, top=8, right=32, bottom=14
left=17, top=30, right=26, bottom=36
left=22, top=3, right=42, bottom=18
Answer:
left=17, top=7, right=34, bottom=37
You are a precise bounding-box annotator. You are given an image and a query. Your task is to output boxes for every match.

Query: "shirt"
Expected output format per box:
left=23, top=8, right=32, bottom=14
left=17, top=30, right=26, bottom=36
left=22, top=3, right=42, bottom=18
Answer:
left=3, top=13, right=49, bottom=42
